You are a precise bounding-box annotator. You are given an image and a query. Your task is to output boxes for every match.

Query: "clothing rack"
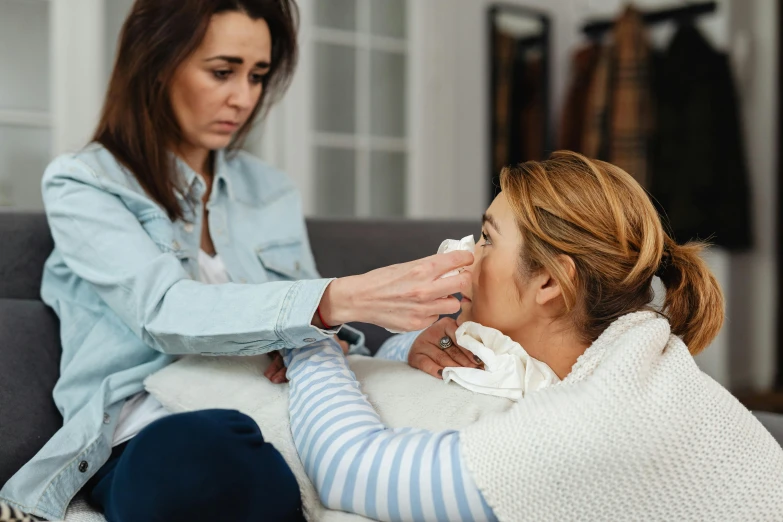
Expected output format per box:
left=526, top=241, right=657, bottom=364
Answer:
left=581, top=1, right=717, bottom=39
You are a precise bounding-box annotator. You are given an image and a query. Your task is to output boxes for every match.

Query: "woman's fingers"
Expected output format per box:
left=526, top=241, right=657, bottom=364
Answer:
left=271, top=365, right=288, bottom=384
left=443, top=344, right=477, bottom=368
left=433, top=318, right=479, bottom=368
left=429, top=250, right=474, bottom=279
left=428, top=344, right=470, bottom=369
left=264, top=352, right=284, bottom=380
left=424, top=295, right=463, bottom=318
left=440, top=319, right=482, bottom=366
left=442, top=318, right=459, bottom=340
left=428, top=270, right=472, bottom=302
left=411, top=347, right=476, bottom=380
left=411, top=344, right=468, bottom=375
left=410, top=352, right=446, bottom=380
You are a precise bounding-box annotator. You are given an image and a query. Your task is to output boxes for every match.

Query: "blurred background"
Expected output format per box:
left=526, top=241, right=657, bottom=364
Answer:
left=0, top=0, right=780, bottom=407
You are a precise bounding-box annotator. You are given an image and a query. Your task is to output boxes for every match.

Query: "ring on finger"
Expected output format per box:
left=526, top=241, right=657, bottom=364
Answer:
left=439, top=336, right=453, bottom=350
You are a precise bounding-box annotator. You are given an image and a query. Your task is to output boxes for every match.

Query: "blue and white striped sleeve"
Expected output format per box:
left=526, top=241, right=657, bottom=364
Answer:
left=284, top=340, right=497, bottom=522
left=374, top=331, right=422, bottom=362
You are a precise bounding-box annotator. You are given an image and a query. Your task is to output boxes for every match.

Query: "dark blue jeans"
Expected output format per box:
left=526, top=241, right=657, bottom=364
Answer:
left=84, top=409, right=305, bottom=522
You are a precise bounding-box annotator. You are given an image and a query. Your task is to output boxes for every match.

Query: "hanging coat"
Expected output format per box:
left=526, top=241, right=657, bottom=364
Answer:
left=650, top=23, right=752, bottom=250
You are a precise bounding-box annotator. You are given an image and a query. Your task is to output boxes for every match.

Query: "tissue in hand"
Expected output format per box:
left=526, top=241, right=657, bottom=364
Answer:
left=385, top=235, right=475, bottom=334
left=442, top=321, right=561, bottom=400
left=437, top=235, right=475, bottom=278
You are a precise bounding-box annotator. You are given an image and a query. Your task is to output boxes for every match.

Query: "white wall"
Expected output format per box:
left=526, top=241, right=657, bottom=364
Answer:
left=410, top=0, right=778, bottom=390
left=725, top=0, right=779, bottom=391
left=51, top=0, right=105, bottom=155
left=104, top=0, right=137, bottom=84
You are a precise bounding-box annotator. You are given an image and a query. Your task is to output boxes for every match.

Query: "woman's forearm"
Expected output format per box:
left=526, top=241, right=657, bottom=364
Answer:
left=284, top=341, right=497, bottom=522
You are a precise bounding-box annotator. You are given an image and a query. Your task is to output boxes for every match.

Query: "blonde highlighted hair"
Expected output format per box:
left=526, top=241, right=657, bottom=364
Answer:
left=500, top=151, right=724, bottom=354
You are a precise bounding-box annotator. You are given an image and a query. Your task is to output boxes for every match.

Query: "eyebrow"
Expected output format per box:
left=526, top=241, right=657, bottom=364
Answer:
left=482, top=213, right=502, bottom=235
left=204, top=55, right=271, bottom=68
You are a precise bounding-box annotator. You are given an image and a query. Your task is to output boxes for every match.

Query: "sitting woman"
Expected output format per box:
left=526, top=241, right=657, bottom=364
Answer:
left=283, top=151, right=783, bottom=521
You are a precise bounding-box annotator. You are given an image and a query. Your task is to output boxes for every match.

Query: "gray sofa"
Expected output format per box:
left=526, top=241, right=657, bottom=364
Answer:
left=1, top=211, right=781, bottom=513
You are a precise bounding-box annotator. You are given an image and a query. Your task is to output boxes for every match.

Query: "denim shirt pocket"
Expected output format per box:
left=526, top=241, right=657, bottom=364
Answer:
left=138, top=211, right=190, bottom=261
left=255, top=239, right=306, bottom=281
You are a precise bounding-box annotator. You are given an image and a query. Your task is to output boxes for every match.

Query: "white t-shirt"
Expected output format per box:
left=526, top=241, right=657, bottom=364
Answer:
left=112, top=250, right=230, bottom=446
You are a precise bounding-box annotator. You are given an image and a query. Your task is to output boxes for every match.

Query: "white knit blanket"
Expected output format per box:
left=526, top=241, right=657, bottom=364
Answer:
left=145, top=354, right=513, bottom=521
left=461, top=311, right=783, bottom=521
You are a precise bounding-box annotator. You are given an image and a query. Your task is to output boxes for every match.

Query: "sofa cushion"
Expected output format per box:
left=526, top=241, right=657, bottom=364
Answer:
left=0, top=212, right=53, bottom=300
left=0, top=299, right=62, bottom=486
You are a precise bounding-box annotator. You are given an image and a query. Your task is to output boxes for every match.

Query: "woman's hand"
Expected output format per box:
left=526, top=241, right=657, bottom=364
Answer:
left=319, top=251, right=473, bottom=333
left=264, top=336, right=349, bottom=384
left=408, top=317, right=482, bottom=379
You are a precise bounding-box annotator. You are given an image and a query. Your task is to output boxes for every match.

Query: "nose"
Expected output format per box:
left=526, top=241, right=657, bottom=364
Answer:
left=228, top=79, right=256, bottom=112
left=464, top=247, right=479, bottom=273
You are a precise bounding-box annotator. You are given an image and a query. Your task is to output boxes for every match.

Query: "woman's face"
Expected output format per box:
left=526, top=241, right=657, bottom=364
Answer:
left=459, top=191, right=566, bottom=336
left=169, top=11, right=271, bottom=155
left=458, top=192, right=585, bottom=377
left=458, top=192, right=532, bottom=332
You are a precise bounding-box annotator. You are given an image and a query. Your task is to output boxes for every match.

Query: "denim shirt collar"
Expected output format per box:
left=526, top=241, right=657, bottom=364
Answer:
left=173, top=149, right=235, bottom=203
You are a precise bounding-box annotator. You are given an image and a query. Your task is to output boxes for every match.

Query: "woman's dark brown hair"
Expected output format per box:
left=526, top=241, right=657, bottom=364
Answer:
left=93, top=0, right=298, bottom=221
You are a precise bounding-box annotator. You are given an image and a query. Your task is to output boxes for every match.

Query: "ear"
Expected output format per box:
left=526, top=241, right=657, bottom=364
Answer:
left=535, top=255, right=576, bottom=306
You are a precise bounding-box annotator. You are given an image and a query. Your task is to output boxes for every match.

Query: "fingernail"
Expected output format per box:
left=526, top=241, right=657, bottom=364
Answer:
left=438, top=369, right=443, bottom=377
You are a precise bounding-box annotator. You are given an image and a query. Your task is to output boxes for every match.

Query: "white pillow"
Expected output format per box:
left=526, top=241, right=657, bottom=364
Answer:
left=145, top=354, right=513, bottom=521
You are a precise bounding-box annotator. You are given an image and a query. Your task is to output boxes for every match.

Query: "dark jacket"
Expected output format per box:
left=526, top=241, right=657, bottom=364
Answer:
left=650, top=23, right=752, bottom=250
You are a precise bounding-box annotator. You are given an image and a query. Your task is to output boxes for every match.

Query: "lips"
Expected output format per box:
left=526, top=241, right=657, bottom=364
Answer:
left=215, top=121, right=240, bottom=131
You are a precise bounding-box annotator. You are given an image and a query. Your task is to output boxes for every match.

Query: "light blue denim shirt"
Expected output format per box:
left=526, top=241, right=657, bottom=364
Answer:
left=0, top=143, right=366, bottom=520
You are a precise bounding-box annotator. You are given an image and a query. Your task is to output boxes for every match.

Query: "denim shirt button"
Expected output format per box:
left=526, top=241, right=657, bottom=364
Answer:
left=304, top=338, right=316, bottom=343
left=103, top=413, right=110, bottom=424
left=183, top=223, right=194, bottom=233
left=172, top=240, right=181, bottom=250
left=78, top=461, right=89, bottom=473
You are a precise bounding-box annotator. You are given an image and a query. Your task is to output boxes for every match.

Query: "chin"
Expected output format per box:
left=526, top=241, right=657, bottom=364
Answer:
left=200, top=134, right=234, bottom=151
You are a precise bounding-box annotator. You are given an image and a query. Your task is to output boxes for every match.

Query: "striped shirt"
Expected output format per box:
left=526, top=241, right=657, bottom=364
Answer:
left=374, top=330, right=421, bottom=363
left=285, top=337, right=497, bottom=522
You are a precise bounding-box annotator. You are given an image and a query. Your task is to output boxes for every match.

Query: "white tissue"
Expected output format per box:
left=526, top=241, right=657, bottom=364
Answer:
left=441, top=321, right=560, bottom=400
left=437, top=235, right=475, bottom=278
left=385, top=234, right=476, bottom=334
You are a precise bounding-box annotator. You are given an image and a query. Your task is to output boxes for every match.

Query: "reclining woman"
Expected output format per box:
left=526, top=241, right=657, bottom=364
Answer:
left=284, top=151, right=783, bottom=521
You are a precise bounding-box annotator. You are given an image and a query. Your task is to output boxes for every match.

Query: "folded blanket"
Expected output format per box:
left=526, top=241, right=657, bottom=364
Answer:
left=145, top=355, right=512, bottom=521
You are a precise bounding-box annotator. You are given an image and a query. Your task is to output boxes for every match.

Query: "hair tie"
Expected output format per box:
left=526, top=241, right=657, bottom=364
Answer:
left=655, top=247, right=672, bottom=279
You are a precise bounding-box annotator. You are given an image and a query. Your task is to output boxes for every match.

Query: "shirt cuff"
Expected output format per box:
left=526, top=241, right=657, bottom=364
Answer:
left=275, top=278, right=341, bottom=348
left=375, top=330, right=422, bottom=362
